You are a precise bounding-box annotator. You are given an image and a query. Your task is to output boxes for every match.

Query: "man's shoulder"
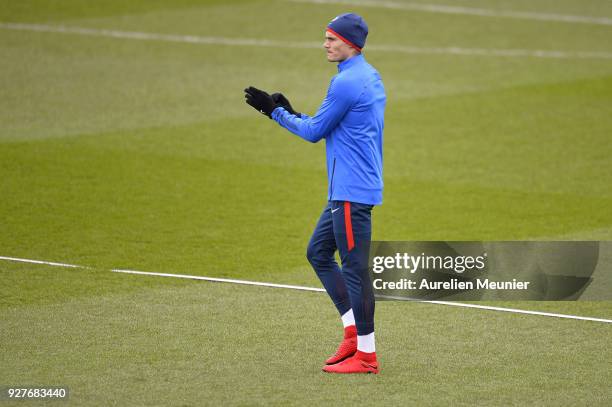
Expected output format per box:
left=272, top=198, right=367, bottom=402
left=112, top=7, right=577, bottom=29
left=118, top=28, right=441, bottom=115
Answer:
left=361, top=59, right=383, bottom=81
left=332, top=67, right=367, bottom=89
left=328, top=57, right=383, bottom=99
left=330, top=70, right=361, bottom=93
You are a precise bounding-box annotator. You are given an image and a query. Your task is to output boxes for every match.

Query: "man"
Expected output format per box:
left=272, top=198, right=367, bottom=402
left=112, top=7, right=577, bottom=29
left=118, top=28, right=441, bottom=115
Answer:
left=244, top=13, right=385, bottom=374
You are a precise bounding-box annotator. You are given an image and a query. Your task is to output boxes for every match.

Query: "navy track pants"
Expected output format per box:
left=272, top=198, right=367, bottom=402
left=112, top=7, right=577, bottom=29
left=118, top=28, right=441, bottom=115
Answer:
left=306, top=201, right=375, bottom=335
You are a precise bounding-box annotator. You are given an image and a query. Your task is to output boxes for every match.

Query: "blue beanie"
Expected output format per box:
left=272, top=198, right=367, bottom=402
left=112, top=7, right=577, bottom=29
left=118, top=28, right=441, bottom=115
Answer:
left=326, top=13, right=368, bottom=51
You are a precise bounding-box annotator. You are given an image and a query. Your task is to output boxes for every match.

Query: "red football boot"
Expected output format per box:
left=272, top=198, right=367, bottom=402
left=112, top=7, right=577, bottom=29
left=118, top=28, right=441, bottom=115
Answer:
left=323, top=351, right=379, bottom=374
left=325, top=325, right=357, bottom=365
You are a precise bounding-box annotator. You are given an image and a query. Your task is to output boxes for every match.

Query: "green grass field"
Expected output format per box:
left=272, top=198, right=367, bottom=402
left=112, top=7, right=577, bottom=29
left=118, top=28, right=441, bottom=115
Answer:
left=1, top=0, right=611, bottom=405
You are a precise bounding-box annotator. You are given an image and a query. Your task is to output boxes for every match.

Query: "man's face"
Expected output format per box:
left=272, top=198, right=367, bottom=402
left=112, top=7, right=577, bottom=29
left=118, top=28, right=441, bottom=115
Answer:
left=323, top=31, right=357, bottom=63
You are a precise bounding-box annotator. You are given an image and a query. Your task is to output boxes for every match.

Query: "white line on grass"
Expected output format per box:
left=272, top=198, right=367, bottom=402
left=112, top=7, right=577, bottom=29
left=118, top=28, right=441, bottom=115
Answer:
left=0, top=255, right=86, bottom=269
left=1, top=22, right=612, bottom=60
left=112, top=268, right=612, bottom=324
left=2, top=254, right=611, bottom=324
left=111, top=268, right=326, bottom=293
left=427, top=301, right=612, bottom=324
left=292, top=0, right=612, bottom=26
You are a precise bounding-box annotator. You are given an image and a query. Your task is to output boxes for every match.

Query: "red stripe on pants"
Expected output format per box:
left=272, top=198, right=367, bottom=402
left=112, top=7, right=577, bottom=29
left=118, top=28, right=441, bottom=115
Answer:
left=344, top=201, right=354, bottom=251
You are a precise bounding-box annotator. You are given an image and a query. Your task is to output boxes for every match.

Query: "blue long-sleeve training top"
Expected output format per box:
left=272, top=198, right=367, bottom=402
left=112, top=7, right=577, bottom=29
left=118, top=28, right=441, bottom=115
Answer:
left=271, top=53, right=386, bottom=205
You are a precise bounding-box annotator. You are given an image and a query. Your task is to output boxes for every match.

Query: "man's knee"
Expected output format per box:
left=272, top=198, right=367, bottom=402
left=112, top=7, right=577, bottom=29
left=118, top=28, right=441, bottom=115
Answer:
left=306, top=242, right=318, bottom=265
left=307, top=241, right=332, bottom=268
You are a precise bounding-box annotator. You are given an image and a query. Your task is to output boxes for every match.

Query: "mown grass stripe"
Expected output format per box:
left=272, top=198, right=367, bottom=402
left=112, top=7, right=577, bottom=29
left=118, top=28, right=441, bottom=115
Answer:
left=293, top=0, right=612, bottom=26
left=1, top=22, right=612, bottom=60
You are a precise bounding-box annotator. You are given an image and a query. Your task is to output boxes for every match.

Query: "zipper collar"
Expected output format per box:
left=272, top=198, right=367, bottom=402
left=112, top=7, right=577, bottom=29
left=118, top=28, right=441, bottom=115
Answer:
left=338, top=53, right=364, bottom=73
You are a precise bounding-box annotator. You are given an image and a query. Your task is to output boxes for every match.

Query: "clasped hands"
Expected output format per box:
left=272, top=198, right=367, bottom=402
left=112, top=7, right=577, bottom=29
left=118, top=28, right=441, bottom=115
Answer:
left=244, top=86, right=300, bottom=119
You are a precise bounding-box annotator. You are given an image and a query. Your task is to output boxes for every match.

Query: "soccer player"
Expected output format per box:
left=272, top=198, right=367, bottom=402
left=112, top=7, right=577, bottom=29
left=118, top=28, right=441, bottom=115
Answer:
left=244, top=13, right=385, bottom=374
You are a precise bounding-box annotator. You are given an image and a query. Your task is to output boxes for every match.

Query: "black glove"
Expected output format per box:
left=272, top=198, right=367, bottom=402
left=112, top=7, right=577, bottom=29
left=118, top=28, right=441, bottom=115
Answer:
left=244, top=86, right=277, bottom=119
left=271, top=93, right=301, bottom=117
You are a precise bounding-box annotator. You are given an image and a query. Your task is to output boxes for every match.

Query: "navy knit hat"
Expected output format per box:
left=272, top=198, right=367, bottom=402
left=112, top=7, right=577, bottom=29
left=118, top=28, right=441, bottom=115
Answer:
left=326, top=13, right=368, bottom=52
